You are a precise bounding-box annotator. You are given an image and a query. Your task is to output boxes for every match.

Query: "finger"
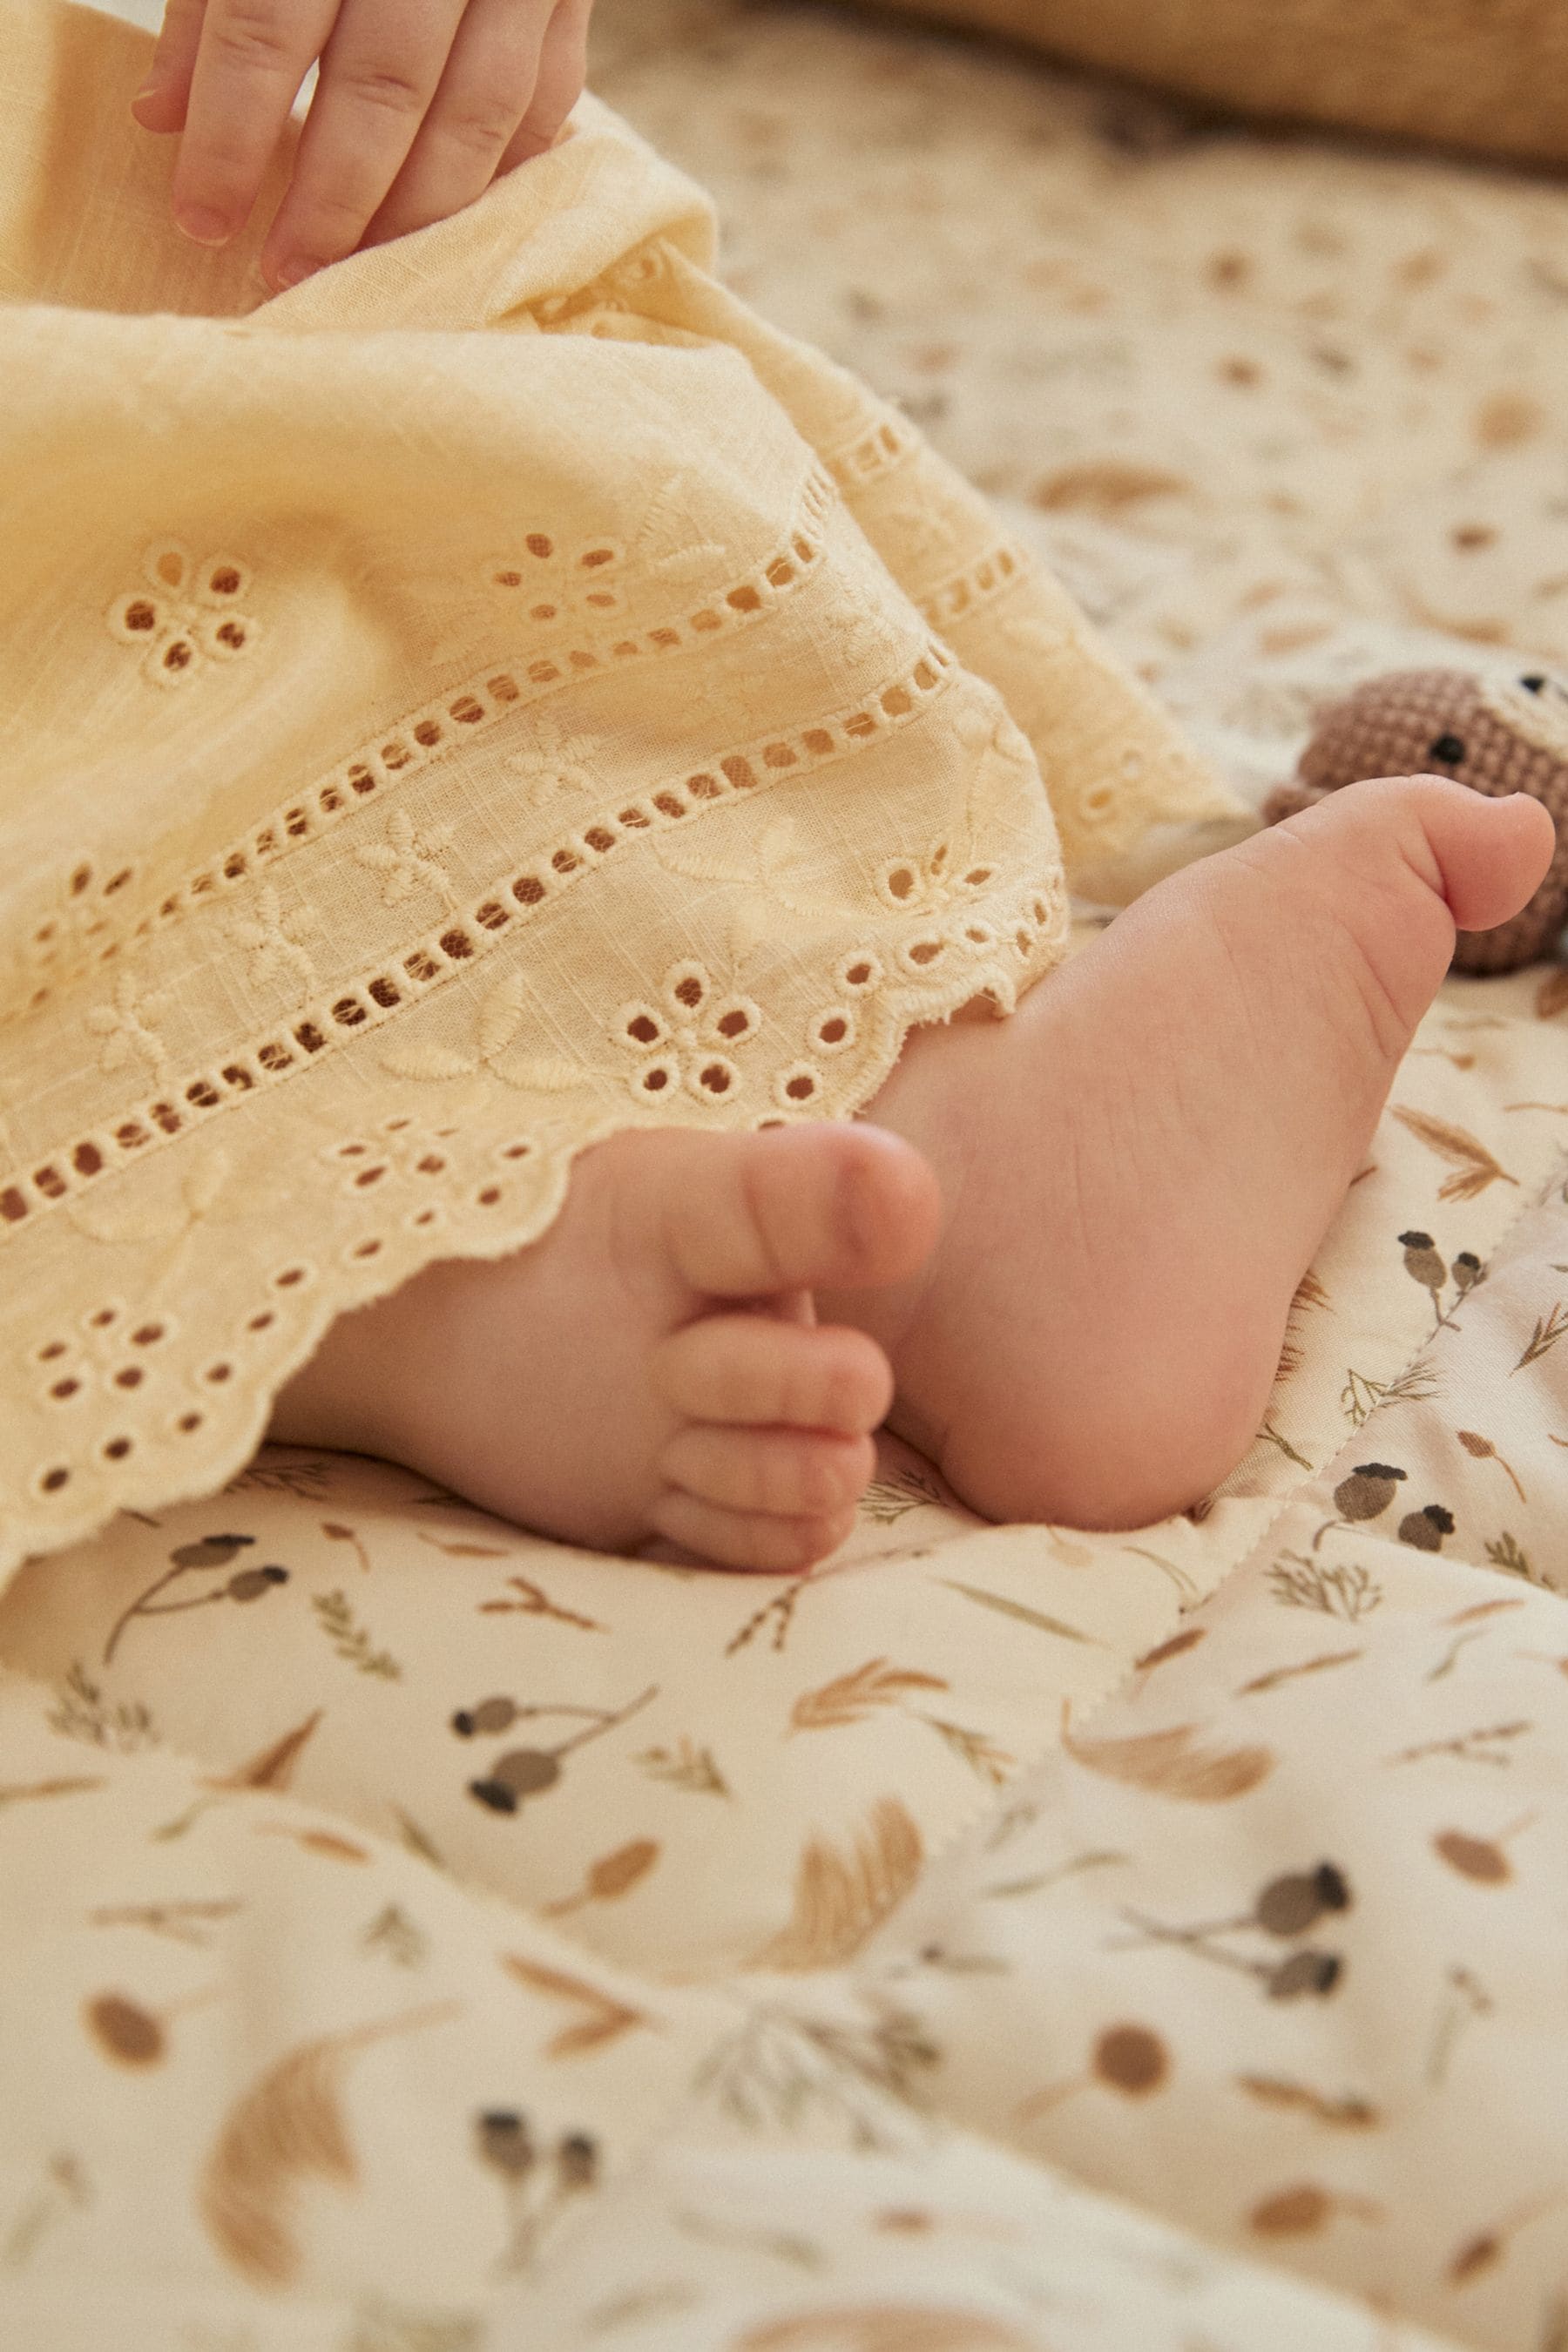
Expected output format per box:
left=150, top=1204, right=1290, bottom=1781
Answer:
left=497, top=0, right=592, bottom=169
left=130, top=0, right=208, bottom=134
left=364, top=0, right=555, bottom=247
left=260, top=0, right=468, bottom=290
left=171, top=0, right=336, bottom=247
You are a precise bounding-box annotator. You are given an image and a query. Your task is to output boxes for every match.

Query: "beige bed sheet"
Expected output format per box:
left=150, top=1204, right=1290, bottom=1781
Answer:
left=3, top=2, right=1567, bottom=2347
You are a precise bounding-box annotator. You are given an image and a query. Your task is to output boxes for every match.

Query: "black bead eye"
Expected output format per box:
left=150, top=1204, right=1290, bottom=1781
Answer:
left=1521, top=674, right=1546, bottom=693
left=1429, top=733, right=1466, bottom=765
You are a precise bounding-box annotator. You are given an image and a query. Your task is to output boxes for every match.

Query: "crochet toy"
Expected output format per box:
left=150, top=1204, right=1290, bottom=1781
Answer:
left=1263, top=666, right=1568, bottom=973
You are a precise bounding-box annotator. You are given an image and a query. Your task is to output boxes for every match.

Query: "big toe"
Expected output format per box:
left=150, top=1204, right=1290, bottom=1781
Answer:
left=659, top=1122, right=942, bottom=1301
left=1451, top=788, right=1558, bottom=933
left=1286, top=774, right=1556, bottom=935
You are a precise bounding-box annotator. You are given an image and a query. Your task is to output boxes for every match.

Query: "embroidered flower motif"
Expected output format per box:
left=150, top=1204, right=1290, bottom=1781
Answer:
left=355, top=809, right=458, bottom=910
left=631, top=468, right=732, bottom=585
left=836, top=606, right=909, bottom=675
left=24, top=859, right=132, bottom=974
left=873, top=710, right=1032, bottom=916
left=614, top=962, right=761, bottom=1106
left=65, top=1147, right=232, bottom=1251
left=506, top=711, right=598, bottom=808
left=485, top=534, right=624, bottom=624
left=379, top=972, right=592, bottom=1098
left=884, top=498, right=961, bottom=568
left=657, top=820, right=832, bottom=966
left=31, top=1295, right=140, bottom=1409
left=875, top=838, right=998, bottom=918
left=86, top=971, right=171, bottom=1075
left=230, top=885, right=319, bottom=1003
left=107, top=544, right=259, bottom=688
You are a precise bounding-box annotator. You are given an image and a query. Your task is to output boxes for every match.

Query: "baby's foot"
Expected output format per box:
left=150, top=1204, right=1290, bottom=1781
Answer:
left=835, top=775, right=1557, bottom=1529
left=269, top=1124, right=939, bottom=1570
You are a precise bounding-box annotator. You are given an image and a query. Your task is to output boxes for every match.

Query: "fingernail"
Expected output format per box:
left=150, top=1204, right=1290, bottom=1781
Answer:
left=270, top=256, right=321, bottom=292
left=175, top=204, right=233, bottom=247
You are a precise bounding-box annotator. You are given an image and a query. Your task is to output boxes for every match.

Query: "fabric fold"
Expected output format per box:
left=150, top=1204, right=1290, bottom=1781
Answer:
left=0, top=0, right=1235, bottom=1578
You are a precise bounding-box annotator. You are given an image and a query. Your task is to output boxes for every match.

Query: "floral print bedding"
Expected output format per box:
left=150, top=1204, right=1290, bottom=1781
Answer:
left=4, top=0, right=1567, bottom=2345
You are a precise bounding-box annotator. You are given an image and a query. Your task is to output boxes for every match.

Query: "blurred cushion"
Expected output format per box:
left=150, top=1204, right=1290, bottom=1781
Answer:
left=874, top=0, right=1568, bottom=169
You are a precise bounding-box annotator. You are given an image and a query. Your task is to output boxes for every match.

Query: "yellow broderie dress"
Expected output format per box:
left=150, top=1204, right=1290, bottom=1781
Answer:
left=0, top=0, right=1235, bottom=1576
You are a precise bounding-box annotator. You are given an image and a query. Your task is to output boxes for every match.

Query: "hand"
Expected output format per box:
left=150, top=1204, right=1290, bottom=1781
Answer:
left=132, top=0, right=594, bottom=292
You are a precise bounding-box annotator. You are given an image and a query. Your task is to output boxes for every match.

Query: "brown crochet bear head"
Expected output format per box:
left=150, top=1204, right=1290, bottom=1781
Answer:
left=1263, top=667, right=1568, bottom=974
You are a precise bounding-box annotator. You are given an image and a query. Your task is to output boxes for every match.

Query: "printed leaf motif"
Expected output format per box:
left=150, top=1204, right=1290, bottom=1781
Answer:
left=1389, top=1106, right=1517, bottom=1203
left=256, top=1823, right=371, bottom=1864
left=1277, top=1267, right=1331, bottom=1382
left=750, top=1798, right=924, bottom=1971
left=475, top=1572, right=604, bottom=1631
left=1341, top=1361, right=1441, bottom=1429
left=1484, top=1531, right=1533, bottom=1580
left=312, top=1589, right=400, bottom=1680
left=543, top=1838, right=660, bottom=1918
left=85, top=1993, right=166, bottom=2068
left=1237, top=1648, right=1362, bottom=1697
left=1236, top=2075, right=1379, bottom=2128
left=501, top=1953, right=648, bottom=2059
left=1267, top=1554, right=1382, bottom=1620
left=322, top=1522, right=373, bottom=1574
left=1136, top=1627, right=1206, bottom=1673
left=789, top=1659, right=949, bottom=1734
left=585, top=1840, right=659, bottom=1900
left=859, top=1463, right=948, bottom=1524
left=1433, top=1828, right=1515, bottom=1883
left=1457, top=1429, right=1527, bottom=1502
left=222, top=1710, right=323, bottom=1792
left=47, top=1662, right=158, bottom=1753
left=0, top=1775, right=104, bottom=1808
left=392, top=1808, right=446, bottom=1870
left=1514, top=1301, right=1568, bottom=1371
left=1064, top=1720, right=1274, bottom=1801
left=1248, top=2184, right=1335, bottom=2237
left=937, top=1581, right=1100, bottom=1645
left=199, top=2006, right=456, bottom=2286
left=362, top=1906, right=429, bottom=1969
left=923, top=1717, right=1014, bottom=1785
left=635, top=1738, right=729, bottom=1796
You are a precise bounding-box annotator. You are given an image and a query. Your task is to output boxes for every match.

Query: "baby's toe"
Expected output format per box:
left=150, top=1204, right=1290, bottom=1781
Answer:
left=649, top=1491, right=858, bottom=1574
left=661, top=1123, right=939, bottom=1300
left=651, top=1315, right=893, bottom=1434
left=661, top=1423, right=875, bottom=1518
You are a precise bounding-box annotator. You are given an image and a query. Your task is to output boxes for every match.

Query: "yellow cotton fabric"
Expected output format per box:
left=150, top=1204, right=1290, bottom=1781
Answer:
left=0, top=0, right=1233, bottom=1578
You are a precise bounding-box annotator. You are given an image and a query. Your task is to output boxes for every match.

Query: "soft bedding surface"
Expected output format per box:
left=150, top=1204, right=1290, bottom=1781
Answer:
left=4, top=3, right=1568, bottom=2347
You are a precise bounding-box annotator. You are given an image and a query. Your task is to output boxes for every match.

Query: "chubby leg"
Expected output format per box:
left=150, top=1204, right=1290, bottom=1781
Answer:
left=830, top=776, right=1557, bottom=1529
left=270, top=1122, right=940, bottom=1569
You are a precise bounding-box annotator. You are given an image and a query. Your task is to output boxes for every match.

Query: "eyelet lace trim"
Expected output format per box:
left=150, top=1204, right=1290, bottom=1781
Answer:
left=8, top=467, right=835, bottom=1024
left=919, top=542, right=1031, bottom=632
left=5, top=856, right=1066, bottom=1550
left=823, top=411, right=920, bottom=492
left=0, top=644, right=959, bottom=1239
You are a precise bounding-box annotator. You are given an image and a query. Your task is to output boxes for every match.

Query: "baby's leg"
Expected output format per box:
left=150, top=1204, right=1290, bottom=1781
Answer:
left=270, top=1123, right=939, bottom=1569
left=827, top=776, right=1556, bottom=1529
